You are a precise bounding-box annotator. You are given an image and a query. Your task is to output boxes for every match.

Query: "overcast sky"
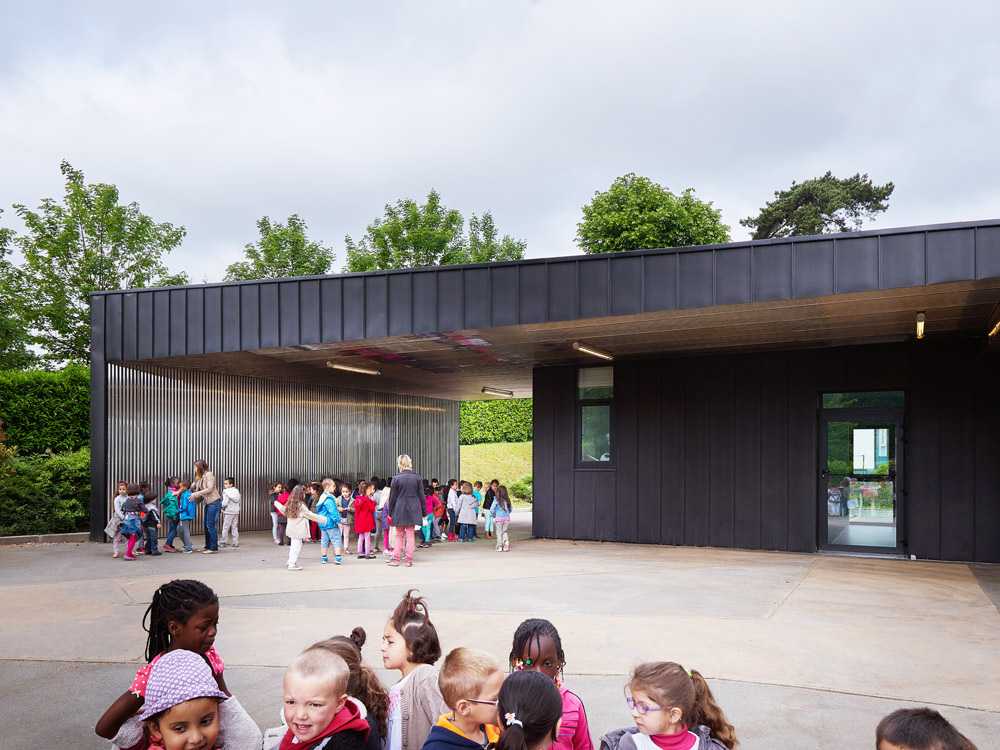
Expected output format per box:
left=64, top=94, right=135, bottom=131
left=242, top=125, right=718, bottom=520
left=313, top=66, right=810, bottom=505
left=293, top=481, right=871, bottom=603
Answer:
left=2, top=1, right=998, bottom=283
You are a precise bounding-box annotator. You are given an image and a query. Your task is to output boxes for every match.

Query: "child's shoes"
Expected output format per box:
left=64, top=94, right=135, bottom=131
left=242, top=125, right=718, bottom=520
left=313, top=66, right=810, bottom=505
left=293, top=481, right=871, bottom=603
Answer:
left=334, top=555, right=343, bottom=565
left=321, top=555, right=329, bottom=564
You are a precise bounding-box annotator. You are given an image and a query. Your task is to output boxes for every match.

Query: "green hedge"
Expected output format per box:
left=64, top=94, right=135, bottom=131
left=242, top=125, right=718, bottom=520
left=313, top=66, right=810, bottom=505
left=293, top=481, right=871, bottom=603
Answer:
left=0, top=365, right=90, bottom=455
left=460, top=399, right=533, bottom=445
left=0, top=445, right=90, bottom=535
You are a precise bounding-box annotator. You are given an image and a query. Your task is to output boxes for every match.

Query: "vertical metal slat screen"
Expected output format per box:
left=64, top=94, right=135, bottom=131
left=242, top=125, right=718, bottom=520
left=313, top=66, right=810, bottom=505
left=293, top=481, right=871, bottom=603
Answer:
left=105, top=363, right=460, bottom=534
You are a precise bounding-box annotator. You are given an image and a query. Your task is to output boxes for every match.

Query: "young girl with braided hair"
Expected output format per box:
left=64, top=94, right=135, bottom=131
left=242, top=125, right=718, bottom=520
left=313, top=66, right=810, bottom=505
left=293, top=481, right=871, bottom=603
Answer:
left=381, top=590, right=447, bottom=750
left=509, top=618, right=592, bottom=750
left=497, top=670, right=564, bottom=750
left=95, top=579, right=227, bottom=740
left=309, top=626, right=390, bottom=750
left=600, top=662, right=737, bottom=750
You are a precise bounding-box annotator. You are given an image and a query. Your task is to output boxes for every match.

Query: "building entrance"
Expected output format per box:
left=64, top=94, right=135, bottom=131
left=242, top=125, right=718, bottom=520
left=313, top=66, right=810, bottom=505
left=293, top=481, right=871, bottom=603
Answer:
left=819, top=392, right=905, bottom=553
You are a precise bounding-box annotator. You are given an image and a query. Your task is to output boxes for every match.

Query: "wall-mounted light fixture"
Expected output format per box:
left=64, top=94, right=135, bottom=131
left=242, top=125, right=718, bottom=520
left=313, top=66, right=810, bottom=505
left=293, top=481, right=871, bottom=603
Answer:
left=989, top=320, right=1000, bottom=338
left=481, top=386, right=514, bottom=398
left=916, top=312, right=926, bottom=340
left=326, top=361, right=381, bottom=376
left=572, top=341, right=614, bottom=361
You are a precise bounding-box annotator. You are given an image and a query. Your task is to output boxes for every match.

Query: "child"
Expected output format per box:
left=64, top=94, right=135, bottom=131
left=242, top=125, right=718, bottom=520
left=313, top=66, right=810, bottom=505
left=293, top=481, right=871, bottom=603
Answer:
left=174, top=480, right=196, bottom=554
left=509, top=619, right=592, bottom=750
left=309, top=482, right=325, bottom=542
left=482, top=480, right=497, bottom=539
left=354, top=481, right=377, bottom=559
left=269, top=482, right=285, bottom=545
left=457, top=482, right=478, bottom=543
left=497, top=671, right=564, bottom=750
left=270, top=649, right=370, bottom=750
left=161, top=478, right=181, bottom=553
left=111, top=649, right=261, bottom=750
left=424, top=647, right=503, bottom=750
left=275, top=482, right=291, bottom=546
left=339, top=482, right=355, bottom=555
left=433, top=488, right=447, bottom=542
left=275, top=485, right=328, bottom=571
left=308, top=627, right=390, bottom=750
left=317, top=478, right=344, bottom=565
left=600, top=662, right=736, bottom=750
left=373, top=479, right=386, bottom=553
left=382, top=590, right=448, bottom=750
left=220, top=477, right=241, bottom=548
left=121, top=484, right=145, bottom=561
left=95, top=579, right=227, bottom=740
left=876, top=708, right=978, bottom=750
left=105, top=480, right=128, bottom=558
left=136, top=481, right=152, bottom=554
left=142, top=491, right=162, bottom=556
left=446, top=480, right=460, bottom=541
left=419, top=482, right=436, bottom=548
left=492, top=485, right=513, bottom=552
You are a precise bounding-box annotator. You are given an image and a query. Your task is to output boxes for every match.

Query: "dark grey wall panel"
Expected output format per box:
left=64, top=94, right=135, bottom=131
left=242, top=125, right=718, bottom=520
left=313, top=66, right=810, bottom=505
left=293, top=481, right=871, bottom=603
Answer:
left=614, top=365, right=639, bottom=541
left=279, top=282, right=300, bottom=346
left=679, top=252, right=714, bottom=309
left=320, top=279, right=342, bottom=342
left=553, top=366, right=576, bottom=539
left=491, top=267, right=518, bottom=326
left=169, top=290, right=187, bottom=356
left=259, top=284, right=279, bottom=348
left=137, top=292, right=154, bottom=360
left=464, top=268, right=492, bottom=328
left=342, top=277, right=365, bottom=340
left=707, top=365, right=734, bottom=547
left=643, top=254, right=677, bottom=311
left=659, top=369, right=685, bottom=545
left=153, top=291, right=171, bottom=358
left=518, top=265, right=547, bottom=324
left=636, top=365, right=661, bottom=544
left=223, top=286, right=241, bottom=352
left=548, top=262, right=578, bottom=322
left=88, top=298, right=107, bottom=539
left=105, top=293, right=123, bottom=361
left=977, top=226, right=1000, bottom=279
left=754, top=244, right=792, bottom=302
left=572, top=471, right=599, bottom=540
left=240, top=286, right=260, bottom=351
left=365, top=276, right=388, bottom=338
left=186, top=288, right=204, bottom=355
left=300, top=280, right=320, bottom=344
left=683, top=366, right=711, bottom=546
left=794, top=240, right=834, bottom=298
left=927, top=229, right=974, bottom=284
left=388, top=274, right=413, bottom=336
left=610, top=256, right=642, bottom=315
left=204, top=287, right=223, bottom=353
left=437, top=270, right=464, bottom=332
left=835, top=236, right=878, bottom=293
left=758, top=357, right=789, bottom=550
left=715, top=248, right=750, bottom=306
left=974, top=363, right=1000, bottom=561
left=531, top=368, right=555, bottom=537
left=412, top=272, right=438, bottom=334
left=732, top=360, right=762, bottom=548
left=578, top=259, right=609, bottom=318
left=880, top=232, right=925, bottom=289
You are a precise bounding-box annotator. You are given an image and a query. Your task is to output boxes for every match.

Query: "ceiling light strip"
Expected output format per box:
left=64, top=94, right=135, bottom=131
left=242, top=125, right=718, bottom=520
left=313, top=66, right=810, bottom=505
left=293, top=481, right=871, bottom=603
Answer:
left=326, top=361, right=381, bottom=376
left=572, top=341, right=614, bottom=361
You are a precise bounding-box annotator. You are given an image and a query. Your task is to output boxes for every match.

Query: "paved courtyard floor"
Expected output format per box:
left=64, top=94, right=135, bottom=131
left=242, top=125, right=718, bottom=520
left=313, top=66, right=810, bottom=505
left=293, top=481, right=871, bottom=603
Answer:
left=1, top=512, right=998, bottom=749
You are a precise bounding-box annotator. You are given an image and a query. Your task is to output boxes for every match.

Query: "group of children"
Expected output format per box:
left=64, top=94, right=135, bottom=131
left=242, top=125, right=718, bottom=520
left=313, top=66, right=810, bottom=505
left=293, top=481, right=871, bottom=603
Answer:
left=105, top=477, right=243, bottom=559
left=92, top=580, right=977, bottom=750
left=267, top=476, right=515, bottom=571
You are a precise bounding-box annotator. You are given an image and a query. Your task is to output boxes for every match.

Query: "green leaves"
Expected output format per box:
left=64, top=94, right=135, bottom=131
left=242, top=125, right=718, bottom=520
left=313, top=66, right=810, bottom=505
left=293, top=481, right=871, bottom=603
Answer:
left=224, top=214, right=334, bottom=281
left=0, top=446, right=90, bottom=535
left=740, top=171, right=895, bottom=239
left=10, top=161, right=188, bottom=363
left=344, top=190, right=526, bottom=272
left=460, top=399, right=533, bottom=445
left=0, top=365, right=90, bottom=455
left=576, top=173, right=730, bottom=254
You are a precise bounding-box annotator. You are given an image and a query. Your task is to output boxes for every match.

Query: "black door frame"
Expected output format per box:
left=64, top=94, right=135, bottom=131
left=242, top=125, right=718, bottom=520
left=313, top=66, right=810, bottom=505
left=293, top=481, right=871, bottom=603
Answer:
left=817, top=406, right=906, bottom=554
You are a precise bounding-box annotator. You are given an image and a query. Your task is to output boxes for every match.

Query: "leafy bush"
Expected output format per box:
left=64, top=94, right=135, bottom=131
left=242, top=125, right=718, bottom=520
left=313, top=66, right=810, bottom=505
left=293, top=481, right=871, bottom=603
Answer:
left=460, top=399, right=532, bottom=445
left=0, top=365, right=90, bottom=455
left=0, top=446, right=90, bottom=535
left=509, top=474, right=533, bottom=503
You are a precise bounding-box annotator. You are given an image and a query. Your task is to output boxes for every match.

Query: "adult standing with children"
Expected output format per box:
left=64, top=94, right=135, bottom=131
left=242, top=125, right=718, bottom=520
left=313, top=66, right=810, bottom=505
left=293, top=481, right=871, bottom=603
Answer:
left=191, top=459, right=221, bottom=554
left=386, top=454, right=424, bottom=567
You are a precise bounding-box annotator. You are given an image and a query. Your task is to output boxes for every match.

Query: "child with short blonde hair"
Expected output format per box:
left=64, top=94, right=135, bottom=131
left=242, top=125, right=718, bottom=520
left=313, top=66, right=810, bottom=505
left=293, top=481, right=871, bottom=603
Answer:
left=423, top=648, right=503, bottom=750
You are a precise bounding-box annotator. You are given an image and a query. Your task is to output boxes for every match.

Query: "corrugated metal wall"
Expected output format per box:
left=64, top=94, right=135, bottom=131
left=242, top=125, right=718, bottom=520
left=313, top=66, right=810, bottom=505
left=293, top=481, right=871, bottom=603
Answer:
left=106, top=363, right=459, bottom=534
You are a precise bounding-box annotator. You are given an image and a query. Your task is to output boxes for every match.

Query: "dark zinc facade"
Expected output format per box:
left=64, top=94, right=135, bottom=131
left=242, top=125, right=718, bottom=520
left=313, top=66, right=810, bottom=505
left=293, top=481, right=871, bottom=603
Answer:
left=90, top=219, right=1000, bottom=562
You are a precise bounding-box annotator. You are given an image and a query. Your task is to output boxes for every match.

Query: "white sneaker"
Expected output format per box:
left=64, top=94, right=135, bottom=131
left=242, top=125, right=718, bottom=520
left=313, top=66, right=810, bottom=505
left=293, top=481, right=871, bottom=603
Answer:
left=287, top=565, right=303, bottom=571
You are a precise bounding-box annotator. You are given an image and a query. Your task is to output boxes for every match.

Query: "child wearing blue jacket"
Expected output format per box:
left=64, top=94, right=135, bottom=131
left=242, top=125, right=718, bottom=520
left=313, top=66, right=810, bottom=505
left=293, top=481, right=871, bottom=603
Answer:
left=174, top=480, right=196, bottom=553
left=491, top=485, right=513, bottom=552
left=317, top=478, right=344, bottom=565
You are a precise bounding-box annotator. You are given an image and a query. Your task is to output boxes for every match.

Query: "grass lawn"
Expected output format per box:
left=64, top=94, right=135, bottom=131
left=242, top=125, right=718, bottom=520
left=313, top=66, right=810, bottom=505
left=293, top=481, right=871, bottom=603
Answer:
left=460, top=440, right=532, bottom=507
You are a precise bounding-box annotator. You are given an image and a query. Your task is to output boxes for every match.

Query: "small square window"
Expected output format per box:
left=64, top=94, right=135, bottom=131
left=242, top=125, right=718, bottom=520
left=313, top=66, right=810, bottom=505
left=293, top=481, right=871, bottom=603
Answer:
left=578, top=367, right=613, bottom=400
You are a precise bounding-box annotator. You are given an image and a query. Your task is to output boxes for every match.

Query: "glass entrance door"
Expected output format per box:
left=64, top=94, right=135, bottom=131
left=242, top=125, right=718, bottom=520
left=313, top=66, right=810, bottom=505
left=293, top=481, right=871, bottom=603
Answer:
left=820, top=414, right=903, bottom=552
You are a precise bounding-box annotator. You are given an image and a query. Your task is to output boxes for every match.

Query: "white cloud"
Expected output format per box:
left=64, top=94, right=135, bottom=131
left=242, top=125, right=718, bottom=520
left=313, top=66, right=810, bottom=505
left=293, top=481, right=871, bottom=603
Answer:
left=1, top=0, right=998, bottom=283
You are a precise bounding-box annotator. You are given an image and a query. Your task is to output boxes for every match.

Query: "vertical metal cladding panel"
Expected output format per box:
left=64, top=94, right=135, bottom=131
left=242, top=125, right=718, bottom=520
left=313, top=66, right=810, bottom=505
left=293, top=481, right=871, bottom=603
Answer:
left=105, top=364, right=458, bottom=534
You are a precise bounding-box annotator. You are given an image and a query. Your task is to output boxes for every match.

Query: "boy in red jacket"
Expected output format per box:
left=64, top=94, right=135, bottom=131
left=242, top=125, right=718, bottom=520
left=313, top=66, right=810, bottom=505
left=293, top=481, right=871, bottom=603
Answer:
left=277, top=650, right=369, bottom=750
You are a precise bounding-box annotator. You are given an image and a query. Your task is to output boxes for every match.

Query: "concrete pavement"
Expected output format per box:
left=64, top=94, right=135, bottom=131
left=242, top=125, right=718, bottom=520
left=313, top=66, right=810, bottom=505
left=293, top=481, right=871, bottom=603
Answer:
left=0, top=512, right=997, bottom=749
